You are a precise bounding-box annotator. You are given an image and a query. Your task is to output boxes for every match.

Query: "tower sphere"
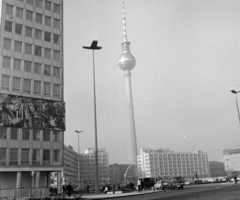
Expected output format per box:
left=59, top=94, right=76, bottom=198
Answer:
left=118, top=51, right=136, bottom=71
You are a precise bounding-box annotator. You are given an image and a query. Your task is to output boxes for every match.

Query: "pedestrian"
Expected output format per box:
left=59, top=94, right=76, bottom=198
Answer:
left=86, top=185, right=90, bottom=194
left=159, top=178, right=163, bottom=190
left=49, top=186, right=53, bottom=196
left=137, top=179, right=141, bottom=193
left=112, top=184, right=115, bottom=194
left=104, top=186, right=108, bottom=194
left=141, top=179, right=144, bottom=192
left=67, top=183, right=72, bottom=197
left=62, top=185, right=66, bottom=196
left=169, top=179, right=173, bottom=190
left=234, top=173, right=238, bottom=184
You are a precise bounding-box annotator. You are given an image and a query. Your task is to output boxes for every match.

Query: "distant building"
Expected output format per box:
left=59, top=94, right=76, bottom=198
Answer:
left=50, top=147, right=109, bottom=188
left=80, top=148, right=109, bottom=186
left=209, top=161, right=227, bottom=177
left=137, top=148, right=210, bottom=179
left=109, top=163, right=130, bottom=185
left=221, top=145, right=240, bottom=175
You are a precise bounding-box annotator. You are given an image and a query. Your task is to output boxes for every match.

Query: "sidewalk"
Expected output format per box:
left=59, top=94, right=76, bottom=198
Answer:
left=81, top=189, right=161, bottom=200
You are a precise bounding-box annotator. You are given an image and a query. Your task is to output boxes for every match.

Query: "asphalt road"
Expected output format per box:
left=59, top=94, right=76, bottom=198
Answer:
left=100, top=183, right=240, bottom=200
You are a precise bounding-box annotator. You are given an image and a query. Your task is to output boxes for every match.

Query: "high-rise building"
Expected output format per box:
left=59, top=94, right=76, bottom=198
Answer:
left=118, top=0, right=138, bottom=165
left=0, top=0, right=64, bottom=193
left=137, top=148, right=210, bottom=179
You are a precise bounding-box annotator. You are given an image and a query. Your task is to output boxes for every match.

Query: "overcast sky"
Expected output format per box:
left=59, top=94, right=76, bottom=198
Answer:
left=63, top=0, right=240, bottom=164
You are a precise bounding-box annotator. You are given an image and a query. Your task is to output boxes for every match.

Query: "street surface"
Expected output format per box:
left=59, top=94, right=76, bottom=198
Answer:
left=90, top=183, right=240, bottom=200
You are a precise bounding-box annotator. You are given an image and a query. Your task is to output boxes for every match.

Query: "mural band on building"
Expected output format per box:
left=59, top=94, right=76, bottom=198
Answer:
left=0, top=93, right=65, bottom=130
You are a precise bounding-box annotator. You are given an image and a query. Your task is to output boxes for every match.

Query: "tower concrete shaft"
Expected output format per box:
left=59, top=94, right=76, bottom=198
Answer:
left=118, top=0, right=138, bottom=165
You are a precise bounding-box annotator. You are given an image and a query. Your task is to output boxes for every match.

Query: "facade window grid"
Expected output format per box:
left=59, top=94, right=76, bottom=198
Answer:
left=26, top=10, right=33, bottom=21
left=6, top=4, right=13, bottom=15
left=16, top=7, right=23, bottom=18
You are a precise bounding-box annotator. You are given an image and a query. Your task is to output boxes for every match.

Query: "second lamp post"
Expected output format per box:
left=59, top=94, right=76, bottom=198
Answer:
left=83, top=40, right=102, bottom=194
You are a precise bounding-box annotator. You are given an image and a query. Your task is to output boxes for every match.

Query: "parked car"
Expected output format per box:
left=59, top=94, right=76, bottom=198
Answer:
left=154, top=181, right=169, bottom=190
left=184, top=179, right=194, bottom=186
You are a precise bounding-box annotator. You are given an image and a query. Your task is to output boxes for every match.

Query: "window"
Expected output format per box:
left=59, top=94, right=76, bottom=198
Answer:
left=26, top=10, right=33, bottom=21
left=44, top=48, right=51, bottom=59
left=45, top=16, right=51, bottom=26
left=45, top=1, right=51, bottom=11
left=14, top=59, right=21, bottom=70
left=43, top=150, right=50, bottom=165
left=53, top=150, right=60, bottom=162
left=2, top=56, right=11, bottom=68
left=53, top=19, right=60, bottom=29
left=43, top=130, right=50, bottom=141
left=6, top=4, right=13, bottom=15
left=44, top=32, right=51, bottom=42
left=25, top=26, right=32, bottom=37
left=53, top=84, right=60, bottom=98
left=21, top=149, right=29, bottom=165
left=0, top=127, right=7, bottom=139
left=32, top=149, right=40, bottom=165
left=53, top=50, right=60, bottom=61
left=15, top=23, right=23, bottom=35
left=35, top=29, right=42, bottom=40
left=16, top=7, right=23, bottom=18
left=14, top=41, right=22, bottom=52
left=10, top=148, right=18, bottom=165
left=36, top=0, right=42, bottom=8
left=44, top=65, right=51, bottom=76
left=11, top=128, right=18, bottom=140
left=24, top=61, right=31, bottom=72
left=34, top=81, right=41, bottom=95
left=23, top=79, right=31, bottom=94
left=33, top=129, right=40, bottom=140
left=12, top=77, right=21, bottom=92
left=35, top=13, right=42, bottom=23
left=54, top=4, right=60, bottom=14
left=54, top=34, right=60, bottom=45
left=44, top=82, right=50, bottom=96
left=22, top=129, right=30, bottom=140
left=35, top=46, right=41, bottom=56
left=26, top=0, right=33, bottom=5
left=0, top=148, right=7, bottom=165
left=34, top=63, right=41, bottom=74
left=53, top=131, right=60, bottom=141
left=53, top=67, right=60, bottom=77
left=25, top=43, right=32, bottom=55
left=3, top=38, right=11, bottom=50
left=5, top=21, right=12, bottom=32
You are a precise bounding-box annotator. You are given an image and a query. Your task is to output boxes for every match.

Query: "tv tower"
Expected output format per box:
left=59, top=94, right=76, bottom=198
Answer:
left=118, top=0, right=138, bottom=165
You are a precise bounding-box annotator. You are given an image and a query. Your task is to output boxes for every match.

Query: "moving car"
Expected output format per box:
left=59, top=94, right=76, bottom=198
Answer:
left=169, top=176, right=184, bottom=190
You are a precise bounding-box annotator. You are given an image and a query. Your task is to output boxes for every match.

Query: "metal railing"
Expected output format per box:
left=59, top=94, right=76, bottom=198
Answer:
left=0, top=188, right=49, bottom=199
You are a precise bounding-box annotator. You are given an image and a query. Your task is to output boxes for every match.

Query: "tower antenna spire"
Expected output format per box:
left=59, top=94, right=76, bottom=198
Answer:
left=122, top=0, right=128, bottom=41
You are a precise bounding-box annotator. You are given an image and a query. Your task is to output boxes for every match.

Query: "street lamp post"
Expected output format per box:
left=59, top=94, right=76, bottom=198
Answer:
left=83, top=40, right=102, bottom=194
left=75, top=130, right=83, bottom=188
left=231, top=90, right=240, bottom=124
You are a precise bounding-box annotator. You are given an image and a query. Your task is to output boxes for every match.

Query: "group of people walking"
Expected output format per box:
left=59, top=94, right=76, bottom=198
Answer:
left=61, top=184, right=73, bottom=197
left=137, top=178, right=145, bottom=193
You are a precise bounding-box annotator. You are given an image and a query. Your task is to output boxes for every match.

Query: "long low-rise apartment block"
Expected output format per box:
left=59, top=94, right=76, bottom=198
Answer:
left=137, top=148, right=210, bottom=179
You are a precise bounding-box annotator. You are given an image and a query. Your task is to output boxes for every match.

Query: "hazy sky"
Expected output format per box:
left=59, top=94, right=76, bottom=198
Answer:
left=64, top=0, right=240, bottom=164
